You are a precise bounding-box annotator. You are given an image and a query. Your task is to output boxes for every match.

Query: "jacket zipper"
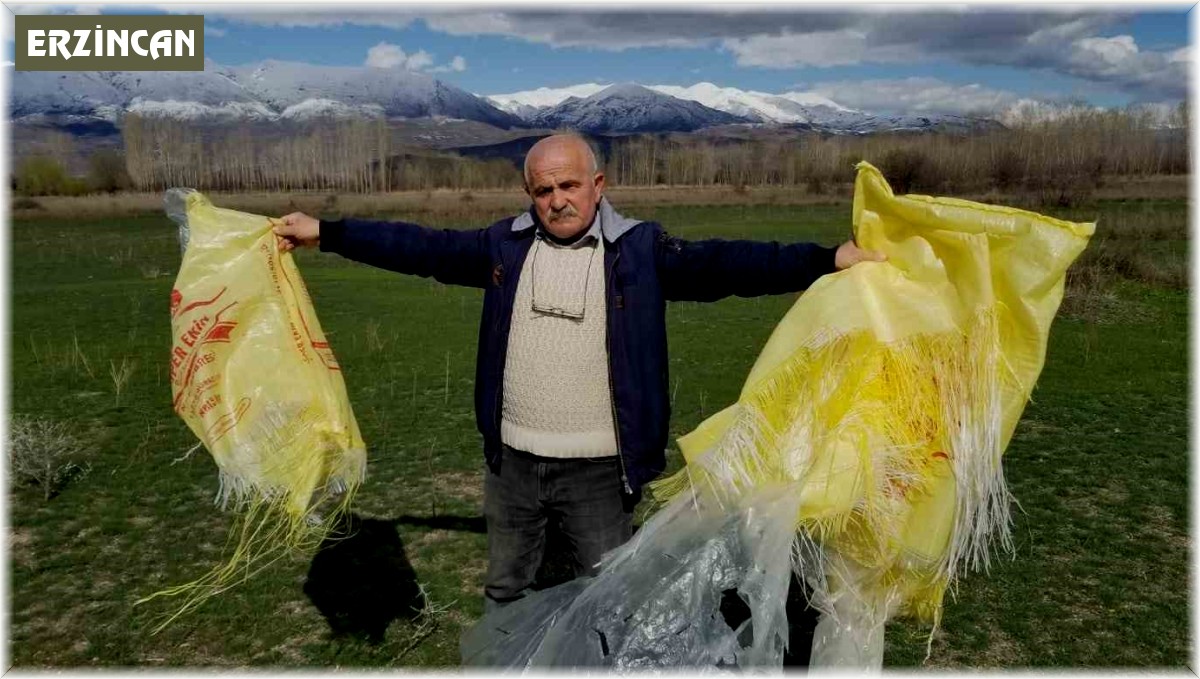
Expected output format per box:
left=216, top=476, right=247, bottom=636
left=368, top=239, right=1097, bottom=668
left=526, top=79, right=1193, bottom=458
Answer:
left=605, top=248, right=633, bottom=495
left=493, top=244, right=518, bottom=444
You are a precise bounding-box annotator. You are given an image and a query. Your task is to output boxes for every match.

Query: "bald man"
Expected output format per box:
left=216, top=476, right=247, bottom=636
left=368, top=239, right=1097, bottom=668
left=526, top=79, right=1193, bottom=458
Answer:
left=274, top=133, right=883, bottom=611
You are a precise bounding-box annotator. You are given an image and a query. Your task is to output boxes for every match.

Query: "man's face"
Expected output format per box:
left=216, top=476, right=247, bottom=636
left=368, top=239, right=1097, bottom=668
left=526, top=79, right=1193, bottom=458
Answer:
left=524, top=141, right=605, bottom=240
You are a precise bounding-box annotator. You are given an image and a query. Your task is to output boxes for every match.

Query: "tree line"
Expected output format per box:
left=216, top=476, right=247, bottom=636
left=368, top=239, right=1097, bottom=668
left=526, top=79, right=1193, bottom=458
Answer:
left=602, top=104, right=1188, bottom=202
left=120, top=116, right=520, bottom=194
left=13, top=103, right=1188, bottom=205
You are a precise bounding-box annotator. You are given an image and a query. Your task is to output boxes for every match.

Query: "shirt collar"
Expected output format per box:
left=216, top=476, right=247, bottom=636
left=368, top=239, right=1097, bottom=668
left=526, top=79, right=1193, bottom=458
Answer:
left=535, top=209, right=602, bottom=249
left=511, top=196, right=642, bottom=244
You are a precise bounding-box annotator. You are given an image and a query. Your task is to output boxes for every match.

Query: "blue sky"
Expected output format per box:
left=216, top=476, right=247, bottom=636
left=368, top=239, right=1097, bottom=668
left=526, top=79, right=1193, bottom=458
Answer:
left=3, top=5, right=1192, bottom=113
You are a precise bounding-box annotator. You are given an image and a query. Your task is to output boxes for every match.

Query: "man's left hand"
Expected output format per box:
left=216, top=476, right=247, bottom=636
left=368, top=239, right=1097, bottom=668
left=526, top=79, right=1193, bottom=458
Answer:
left=835, top=240, right=887, bottom=270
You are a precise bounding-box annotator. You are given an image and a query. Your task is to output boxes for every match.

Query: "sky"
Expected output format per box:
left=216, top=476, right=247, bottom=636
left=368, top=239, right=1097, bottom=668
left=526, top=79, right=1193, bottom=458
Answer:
left=1, top=3, right=1192, bottom=115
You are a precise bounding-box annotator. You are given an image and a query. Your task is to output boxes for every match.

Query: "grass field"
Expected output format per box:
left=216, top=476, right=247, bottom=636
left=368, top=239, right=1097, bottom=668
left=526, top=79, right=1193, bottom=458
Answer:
left=7, top=194, right=1190, bottom=668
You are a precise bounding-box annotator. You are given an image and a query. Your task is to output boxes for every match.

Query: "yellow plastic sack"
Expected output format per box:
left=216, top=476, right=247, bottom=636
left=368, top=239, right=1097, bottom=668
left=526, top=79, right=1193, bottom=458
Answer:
left=139, top=189, right=366, bottom=630
left=650, top=161, right=1093, bottom=664
left=458, top=162, right=1091, bottom=669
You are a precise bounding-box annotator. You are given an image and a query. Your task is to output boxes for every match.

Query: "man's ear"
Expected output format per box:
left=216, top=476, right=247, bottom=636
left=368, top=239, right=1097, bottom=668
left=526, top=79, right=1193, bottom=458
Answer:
left=593, top=172, right=606, bottom=201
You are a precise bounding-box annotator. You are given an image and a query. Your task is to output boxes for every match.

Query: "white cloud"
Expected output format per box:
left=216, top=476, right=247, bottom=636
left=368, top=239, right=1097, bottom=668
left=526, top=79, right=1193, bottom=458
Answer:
left=426, top=12, right=520, bottom=38
left=423, top=12, right=708, bottom=50
left=365, top=42, right=433, bottom=71
left=723, top=29, right=918, bottom=68
left=365, top=42, right=464, bottom=74
left=724, top=30, right=870, bottom=68
left=809, top=77, right=1025, bottom=116
left=1072, top=34, right=1139, bottom=68
left=430, top=55, right=467, bottom=73
left=365, top=42, right=407, bottom=69
left=206, top=25, right=227, bottom=38
left=405, top=49, right=434, bottom=71
left=1060, top=34, right=1186, bottom=97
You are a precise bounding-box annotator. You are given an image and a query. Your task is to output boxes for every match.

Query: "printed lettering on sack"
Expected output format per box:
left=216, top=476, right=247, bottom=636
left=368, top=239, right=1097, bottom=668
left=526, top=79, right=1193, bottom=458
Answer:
left=169, top=286, right=246, bottom=441
left=260, top=241, right=341, bottom=371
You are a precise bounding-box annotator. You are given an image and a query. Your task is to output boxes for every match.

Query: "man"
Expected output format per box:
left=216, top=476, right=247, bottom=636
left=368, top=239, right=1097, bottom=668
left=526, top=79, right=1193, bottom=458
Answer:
left=273, top=133, right=883, bottom=611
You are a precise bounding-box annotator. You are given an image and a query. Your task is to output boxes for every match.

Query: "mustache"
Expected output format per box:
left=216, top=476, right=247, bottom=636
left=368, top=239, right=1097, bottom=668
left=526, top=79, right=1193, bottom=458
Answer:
left=548, top=205, right=579, bottom=222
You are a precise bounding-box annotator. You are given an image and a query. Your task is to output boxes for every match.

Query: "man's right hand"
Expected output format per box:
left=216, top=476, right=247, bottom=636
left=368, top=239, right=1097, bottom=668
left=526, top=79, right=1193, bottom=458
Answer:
left=271, top=212, right=321, bottom=252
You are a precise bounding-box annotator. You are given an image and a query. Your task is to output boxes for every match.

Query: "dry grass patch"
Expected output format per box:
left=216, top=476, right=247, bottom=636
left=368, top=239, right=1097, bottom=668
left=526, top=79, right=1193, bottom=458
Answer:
left=1058, top=490, right=1121, bottom=521
left=10, top=528, right=35, bottom=566
left=1059, top=286, right=1162, bottom=326
left=128, top=515, right=155, bottom=528
left=1142, top=505, right=1189, bottom=551
left=431, top=471, right=484, bottom=505
left=1091, top=482, right=1130, bottom=506
left=978, top=624, right=1023, bottom=667
left=456, top=561, right=486, bottom=593
left=409, top=529, right=456, bottom=550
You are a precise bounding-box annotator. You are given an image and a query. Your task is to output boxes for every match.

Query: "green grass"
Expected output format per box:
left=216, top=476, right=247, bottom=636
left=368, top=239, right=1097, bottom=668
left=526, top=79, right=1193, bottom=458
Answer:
left=7, top=198, right=1189, bottom=668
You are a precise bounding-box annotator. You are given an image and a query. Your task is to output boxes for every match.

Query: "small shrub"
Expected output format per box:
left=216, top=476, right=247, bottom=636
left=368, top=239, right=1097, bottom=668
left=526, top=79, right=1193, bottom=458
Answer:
left=9, top=416, right=92, bottom=500
left=16, top=156, right=70, bottom=196
left=12, top=197, right=43, bottom=210
left=88, top=149, right=131, bottom=194
left=877, top=148, right=945, bottom=194
left=1061, top=242, right=1117, bottom=323
left=804, top=175, right=826, bottom=195
left=1028, top=172, right=1094, bottom=208
left=989, top=148, right=1024, bottom=191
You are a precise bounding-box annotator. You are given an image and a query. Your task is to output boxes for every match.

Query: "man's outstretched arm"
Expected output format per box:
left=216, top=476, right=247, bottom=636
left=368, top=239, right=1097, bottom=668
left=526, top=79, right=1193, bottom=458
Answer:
left=656, top=229, right=884, bottom=302
left=273, top=212, right=493, bottom=289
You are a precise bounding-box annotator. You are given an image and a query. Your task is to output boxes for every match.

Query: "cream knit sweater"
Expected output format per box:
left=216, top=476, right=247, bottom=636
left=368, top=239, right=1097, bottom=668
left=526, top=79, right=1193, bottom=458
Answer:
left=500, top=234, right=617, bottom=458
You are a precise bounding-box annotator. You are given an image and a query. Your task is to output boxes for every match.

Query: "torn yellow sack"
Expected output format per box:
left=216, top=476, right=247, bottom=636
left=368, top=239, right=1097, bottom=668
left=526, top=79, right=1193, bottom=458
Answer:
left=651, top=161, right=1093, bottom=664
left=140, top=189, right=366, bottom=630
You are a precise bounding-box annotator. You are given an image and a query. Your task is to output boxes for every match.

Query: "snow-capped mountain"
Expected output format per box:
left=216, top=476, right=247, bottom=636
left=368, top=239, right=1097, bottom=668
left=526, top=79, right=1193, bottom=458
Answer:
left=485, top=81, right=859, bottom=125
left=646, top=82, right=856, bottom=124
left=11, top=62, right=1005, bottom=138
left=477, top=80, right=1003, bottom=134
left=527, top=83, right=749, bottom=134
left=220, top=60, right=520, bottom=126
left=489, top=83, right=610, bottom=118
left=10, top=59, right=523, bottom=127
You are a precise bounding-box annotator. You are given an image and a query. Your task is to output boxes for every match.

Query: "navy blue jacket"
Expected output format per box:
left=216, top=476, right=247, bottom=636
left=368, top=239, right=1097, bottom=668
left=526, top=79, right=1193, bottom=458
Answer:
left=319, top=198, right=838, bottom=497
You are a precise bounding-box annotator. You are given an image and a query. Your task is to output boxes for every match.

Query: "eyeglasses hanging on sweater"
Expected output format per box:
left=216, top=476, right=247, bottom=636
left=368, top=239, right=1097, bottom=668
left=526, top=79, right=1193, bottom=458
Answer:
left=528, top=233, right=600, bottom=321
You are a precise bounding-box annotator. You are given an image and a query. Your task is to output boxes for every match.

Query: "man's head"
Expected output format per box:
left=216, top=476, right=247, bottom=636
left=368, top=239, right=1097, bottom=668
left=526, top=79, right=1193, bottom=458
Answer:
left=523, top=134, right=605, bottom=240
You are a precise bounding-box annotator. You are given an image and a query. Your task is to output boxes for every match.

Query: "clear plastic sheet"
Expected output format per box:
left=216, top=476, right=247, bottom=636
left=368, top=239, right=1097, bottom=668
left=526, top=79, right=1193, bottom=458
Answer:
left=462, top=484, right=804, bottom=670
left=164, top=187, right=192, bottom=253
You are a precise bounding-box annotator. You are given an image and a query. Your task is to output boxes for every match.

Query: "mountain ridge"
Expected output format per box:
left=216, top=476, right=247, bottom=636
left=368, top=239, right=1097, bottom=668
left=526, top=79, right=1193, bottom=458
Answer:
left=11, top=63, right=1006, bottom=137
left=10, top=60, right=524, bottom=128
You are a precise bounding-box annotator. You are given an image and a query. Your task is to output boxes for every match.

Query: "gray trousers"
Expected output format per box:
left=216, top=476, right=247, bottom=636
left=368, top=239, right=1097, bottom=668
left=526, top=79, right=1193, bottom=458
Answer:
left=483, top=445, right=633, bottom=611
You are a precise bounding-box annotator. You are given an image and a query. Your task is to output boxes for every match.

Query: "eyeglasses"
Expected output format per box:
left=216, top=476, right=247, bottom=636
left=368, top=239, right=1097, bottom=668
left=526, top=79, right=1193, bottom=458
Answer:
left=529, top=236, right=599, bottom=320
